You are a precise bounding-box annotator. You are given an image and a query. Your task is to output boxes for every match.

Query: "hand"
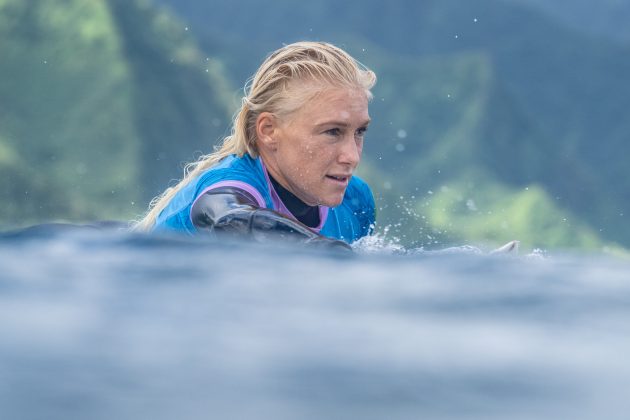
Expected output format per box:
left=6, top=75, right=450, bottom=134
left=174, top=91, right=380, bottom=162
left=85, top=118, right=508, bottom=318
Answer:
left=305, top=235, right=353, bottom=251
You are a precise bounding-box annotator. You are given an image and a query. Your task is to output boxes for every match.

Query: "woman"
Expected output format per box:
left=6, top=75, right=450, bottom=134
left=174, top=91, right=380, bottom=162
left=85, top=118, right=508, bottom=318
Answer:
left=135, top=42, right=377, bottom=249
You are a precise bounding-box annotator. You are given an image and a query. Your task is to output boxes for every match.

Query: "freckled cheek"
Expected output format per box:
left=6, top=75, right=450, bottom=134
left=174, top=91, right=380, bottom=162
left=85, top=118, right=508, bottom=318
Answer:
left=304, top=143, right=333, bottom=163
left=300, top=138, right=319, bottom=156
left=298, top=157, right=328, bottom=187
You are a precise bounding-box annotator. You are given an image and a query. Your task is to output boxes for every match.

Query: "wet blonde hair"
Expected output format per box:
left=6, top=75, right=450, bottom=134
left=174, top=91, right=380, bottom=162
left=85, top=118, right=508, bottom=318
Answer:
left=134, top=41, right=376, bottom=231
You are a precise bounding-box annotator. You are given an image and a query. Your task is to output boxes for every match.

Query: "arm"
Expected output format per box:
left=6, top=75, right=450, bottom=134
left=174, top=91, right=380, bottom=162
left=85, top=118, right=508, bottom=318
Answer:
left=190, top=187, right=351, bottom=250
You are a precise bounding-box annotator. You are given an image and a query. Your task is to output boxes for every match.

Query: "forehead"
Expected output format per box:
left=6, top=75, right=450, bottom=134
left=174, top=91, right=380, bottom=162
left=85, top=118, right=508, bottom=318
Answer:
left=294, top=86, right=370, bottom=123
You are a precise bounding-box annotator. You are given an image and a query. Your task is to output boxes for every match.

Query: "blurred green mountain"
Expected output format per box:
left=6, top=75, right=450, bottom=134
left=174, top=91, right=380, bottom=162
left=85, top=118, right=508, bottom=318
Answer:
left=2, top=0, right=629, bottom=252
left=0, top=0, right=232, bottom=226
left=503, top=0, right=630, bottom=44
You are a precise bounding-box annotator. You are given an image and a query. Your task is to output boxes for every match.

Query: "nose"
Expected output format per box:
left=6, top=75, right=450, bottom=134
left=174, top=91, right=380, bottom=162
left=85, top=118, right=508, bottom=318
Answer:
left=338, top=135, right=361, bottom=168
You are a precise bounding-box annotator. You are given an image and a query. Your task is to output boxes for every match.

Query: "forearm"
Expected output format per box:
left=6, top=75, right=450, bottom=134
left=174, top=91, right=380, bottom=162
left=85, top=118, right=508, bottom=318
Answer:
left=191, top=187, right=350, bottom=250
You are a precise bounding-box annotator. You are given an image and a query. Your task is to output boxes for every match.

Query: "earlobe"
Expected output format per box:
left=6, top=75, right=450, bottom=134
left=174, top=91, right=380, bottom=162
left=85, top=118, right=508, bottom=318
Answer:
left=256, top=112, right=278, bottom=151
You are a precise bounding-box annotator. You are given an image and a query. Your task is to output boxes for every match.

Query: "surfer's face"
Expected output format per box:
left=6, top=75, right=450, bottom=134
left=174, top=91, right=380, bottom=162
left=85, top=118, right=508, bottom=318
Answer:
left=258, top=86, right=370, bottom=207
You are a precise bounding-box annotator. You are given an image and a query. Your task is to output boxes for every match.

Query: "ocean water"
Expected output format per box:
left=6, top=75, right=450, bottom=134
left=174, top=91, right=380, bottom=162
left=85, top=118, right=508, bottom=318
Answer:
left=1, top=227, right=630, bottom=420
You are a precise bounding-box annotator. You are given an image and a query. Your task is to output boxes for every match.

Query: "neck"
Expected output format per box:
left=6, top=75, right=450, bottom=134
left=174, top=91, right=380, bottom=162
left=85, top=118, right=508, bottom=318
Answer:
left=267, top=172, right=320, bottom=228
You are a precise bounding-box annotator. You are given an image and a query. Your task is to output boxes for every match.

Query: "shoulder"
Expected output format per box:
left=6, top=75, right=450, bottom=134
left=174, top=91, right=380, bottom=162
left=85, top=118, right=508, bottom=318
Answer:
left=196, top=154, right=268, bottom=198
left=153, top=154, right=270, bottom=233
left=192, top=154, right=272, bottom=211
left=202, top=154, right=260, bottom=180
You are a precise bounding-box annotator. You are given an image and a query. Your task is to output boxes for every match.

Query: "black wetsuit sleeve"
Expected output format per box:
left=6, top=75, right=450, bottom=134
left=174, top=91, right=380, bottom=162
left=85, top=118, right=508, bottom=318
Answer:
left=190, top=187, right=351, bottom=250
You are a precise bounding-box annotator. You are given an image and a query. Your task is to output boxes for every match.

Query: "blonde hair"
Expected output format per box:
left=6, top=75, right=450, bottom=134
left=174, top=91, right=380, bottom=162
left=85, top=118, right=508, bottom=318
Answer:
left=134, top=41, right=376, bottom=231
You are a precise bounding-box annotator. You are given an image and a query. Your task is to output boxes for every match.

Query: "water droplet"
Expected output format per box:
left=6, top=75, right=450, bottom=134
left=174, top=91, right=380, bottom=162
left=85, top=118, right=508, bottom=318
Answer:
left=395, top=143, right=405, bottom=152
left=397, top=129, right=407, bottom=139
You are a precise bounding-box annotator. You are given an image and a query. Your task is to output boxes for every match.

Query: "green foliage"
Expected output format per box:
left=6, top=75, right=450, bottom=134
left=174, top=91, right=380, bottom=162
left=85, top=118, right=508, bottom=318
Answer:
left=0, top=0, right=139, bottom=225
left=424, top=176, right=602, bottom=250
left=0, top=0, right=233, bottom=227
left=0, top=140, right=49, bottom=221
left=107, top=0, right=234, bottom=201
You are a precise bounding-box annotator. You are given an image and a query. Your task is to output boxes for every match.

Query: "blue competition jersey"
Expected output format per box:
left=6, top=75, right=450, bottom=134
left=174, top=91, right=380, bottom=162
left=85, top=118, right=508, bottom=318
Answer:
left=153, top=154, right=375, bottom=244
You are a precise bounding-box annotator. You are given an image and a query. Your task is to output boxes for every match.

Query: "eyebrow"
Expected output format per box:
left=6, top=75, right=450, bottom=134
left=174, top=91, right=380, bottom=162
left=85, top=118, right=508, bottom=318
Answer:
left=315, top=119, right=371, bottom=129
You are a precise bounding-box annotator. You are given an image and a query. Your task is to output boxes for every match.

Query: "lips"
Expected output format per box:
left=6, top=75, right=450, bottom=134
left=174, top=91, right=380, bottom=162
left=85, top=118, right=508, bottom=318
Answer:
left=325, top=174, right=350, bottom=184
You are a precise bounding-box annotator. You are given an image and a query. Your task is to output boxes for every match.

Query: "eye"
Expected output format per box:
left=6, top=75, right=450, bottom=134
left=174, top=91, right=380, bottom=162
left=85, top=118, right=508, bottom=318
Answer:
left=324, top=128, right=342, bottom=137
left=355, top=126, right=368, bottom=138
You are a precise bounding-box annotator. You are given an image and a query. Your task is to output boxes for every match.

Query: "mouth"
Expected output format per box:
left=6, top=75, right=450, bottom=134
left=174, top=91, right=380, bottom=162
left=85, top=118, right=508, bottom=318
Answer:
left=325, top=174, right=350, bottom=185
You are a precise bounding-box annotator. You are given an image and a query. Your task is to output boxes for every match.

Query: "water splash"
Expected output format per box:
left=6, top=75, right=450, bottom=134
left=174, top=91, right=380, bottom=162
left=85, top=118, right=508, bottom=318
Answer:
left=353, top=227, right=547, bottom=261
left=352, top=225, right=405, bottom=254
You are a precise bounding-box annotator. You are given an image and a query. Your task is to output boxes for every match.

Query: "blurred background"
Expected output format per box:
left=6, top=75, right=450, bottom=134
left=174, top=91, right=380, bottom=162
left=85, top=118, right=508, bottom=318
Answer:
left=1, top=0, right=629, bottom=251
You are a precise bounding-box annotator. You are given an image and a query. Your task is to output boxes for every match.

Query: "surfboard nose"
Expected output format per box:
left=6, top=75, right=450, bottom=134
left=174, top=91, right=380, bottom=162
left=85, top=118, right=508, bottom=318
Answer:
left=490, top=240, right=520, bottom=255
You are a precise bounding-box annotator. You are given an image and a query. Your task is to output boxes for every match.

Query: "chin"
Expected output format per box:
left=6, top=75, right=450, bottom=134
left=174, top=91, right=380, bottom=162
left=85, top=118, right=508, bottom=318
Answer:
left=320, top=195, right=345, bottom=207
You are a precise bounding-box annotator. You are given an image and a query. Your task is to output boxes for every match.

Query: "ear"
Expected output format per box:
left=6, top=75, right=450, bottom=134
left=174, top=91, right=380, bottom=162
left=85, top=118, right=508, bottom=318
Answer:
left=256, top=112, right=279, bottom=152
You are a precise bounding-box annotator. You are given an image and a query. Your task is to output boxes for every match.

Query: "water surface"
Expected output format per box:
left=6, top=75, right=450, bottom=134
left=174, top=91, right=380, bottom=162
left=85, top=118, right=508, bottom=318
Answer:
left=1, top=229, right=629, bottom=419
